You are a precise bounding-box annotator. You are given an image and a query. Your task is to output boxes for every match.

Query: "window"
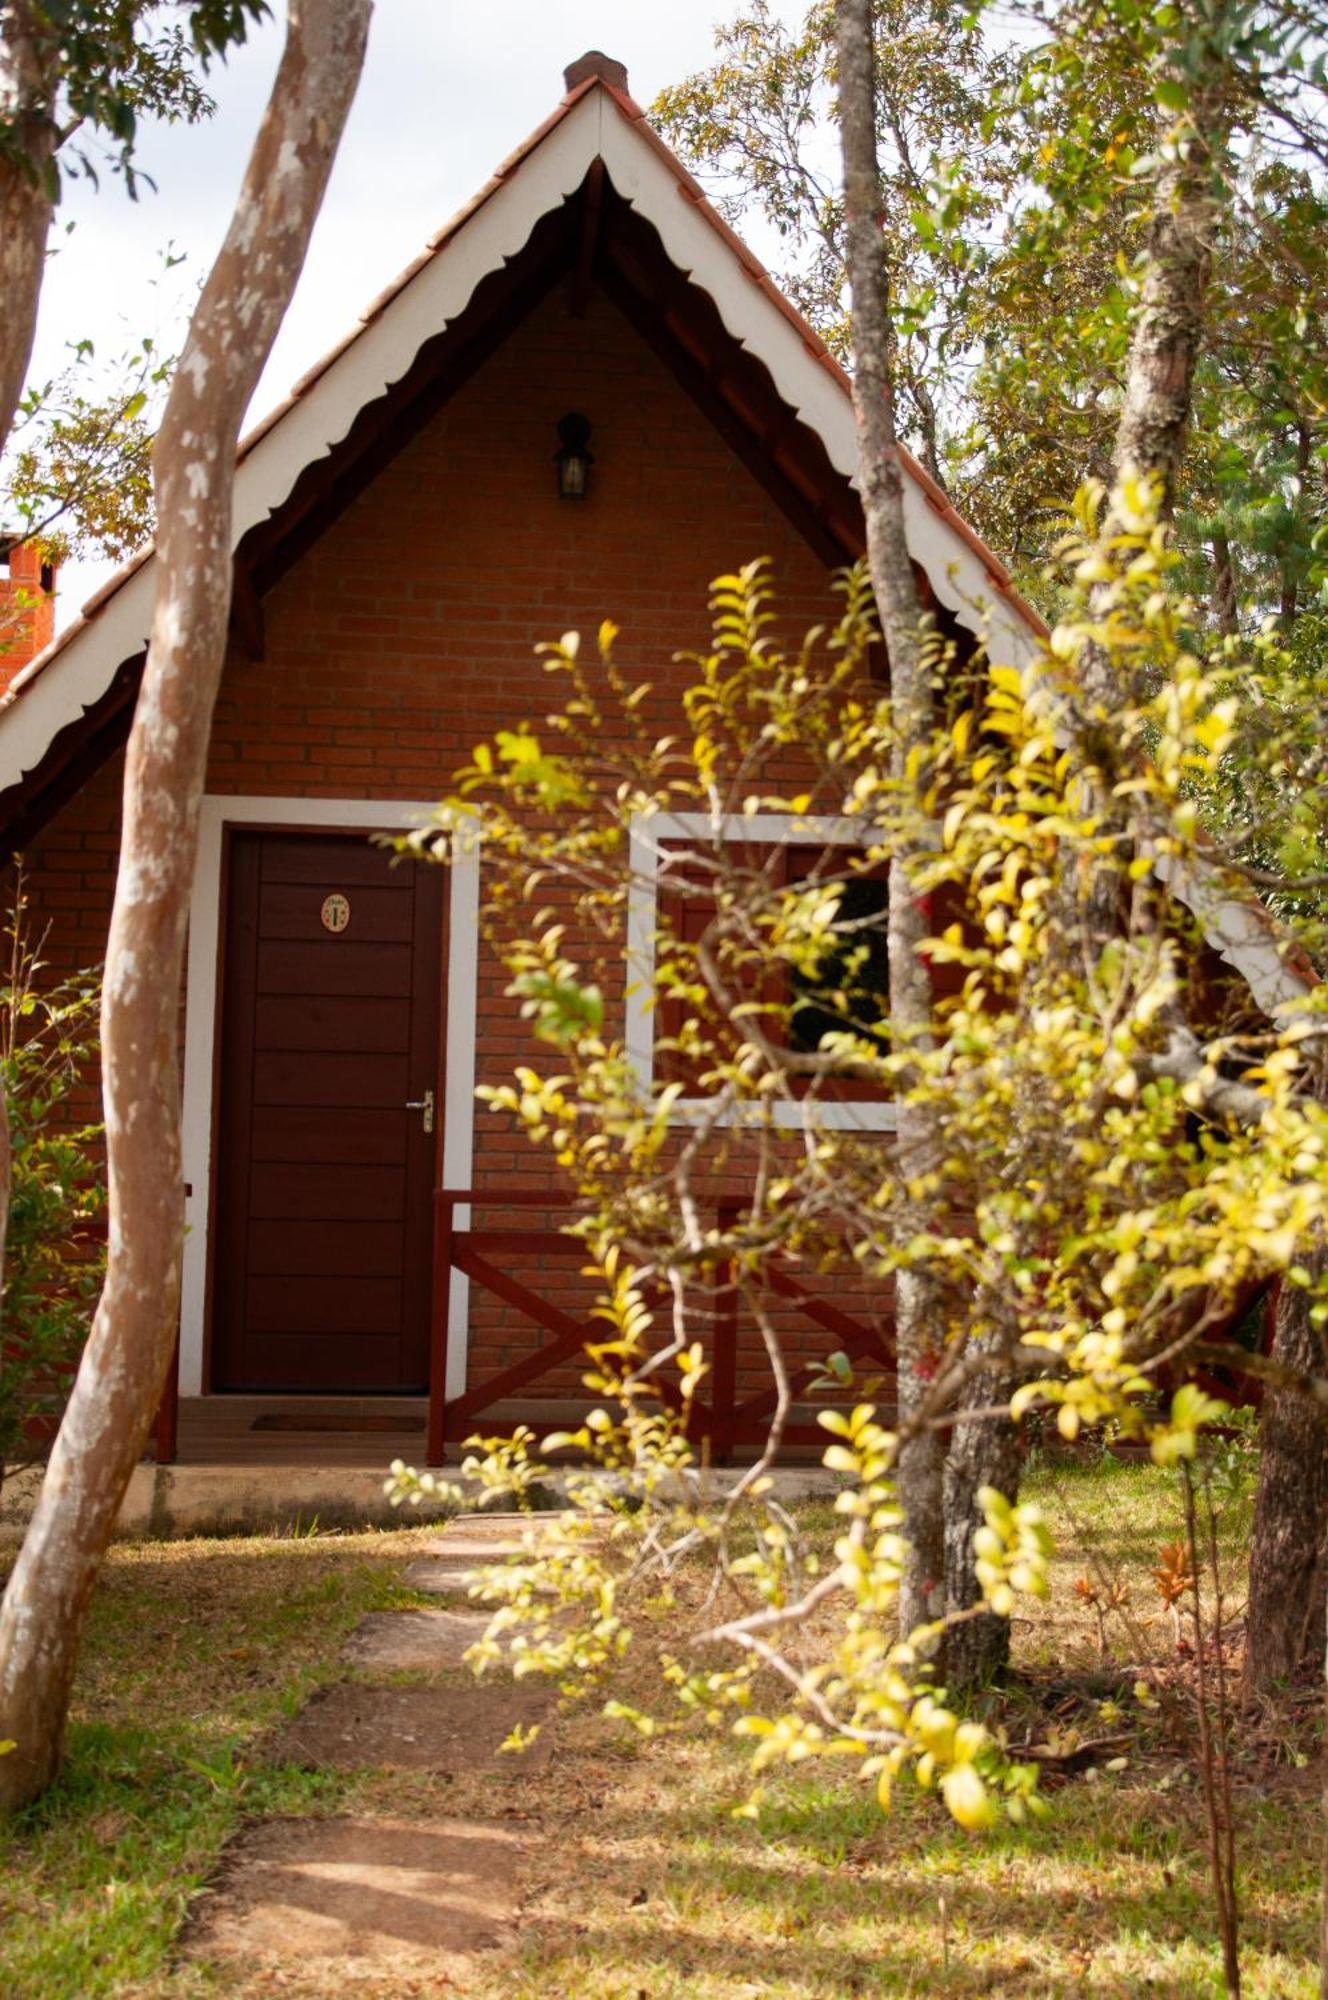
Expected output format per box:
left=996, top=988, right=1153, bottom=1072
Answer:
left=626, top=813, right=898, bottom=1131
left=785, top=846, right=890, bottom=1059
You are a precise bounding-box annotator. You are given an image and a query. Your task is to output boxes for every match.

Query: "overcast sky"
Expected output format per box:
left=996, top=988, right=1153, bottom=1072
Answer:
left=30, top=1, right=798, bottom=625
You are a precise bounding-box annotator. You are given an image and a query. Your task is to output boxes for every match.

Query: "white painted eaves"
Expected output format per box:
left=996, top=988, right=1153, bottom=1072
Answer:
left=0, top=85, right=1039, bottom=802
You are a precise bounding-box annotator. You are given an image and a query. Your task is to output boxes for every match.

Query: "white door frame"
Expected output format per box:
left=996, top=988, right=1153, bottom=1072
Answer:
left=179, top=795, right=479, bottom=1397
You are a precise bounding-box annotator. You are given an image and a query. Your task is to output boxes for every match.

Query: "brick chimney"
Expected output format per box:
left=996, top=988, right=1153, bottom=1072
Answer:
left=563, top=50, right=629, bottom=95
left=0, top=538, right=57, bottom=692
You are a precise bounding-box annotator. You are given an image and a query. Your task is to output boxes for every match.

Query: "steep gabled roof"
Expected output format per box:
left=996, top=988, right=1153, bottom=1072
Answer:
left=0, top=57, right=1042, bottom=800
left=0, top=53, right=1314, bottom=1016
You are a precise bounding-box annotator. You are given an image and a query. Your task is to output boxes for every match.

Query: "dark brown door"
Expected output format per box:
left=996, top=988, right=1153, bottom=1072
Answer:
left=211, top=831, right=443, bottom=1392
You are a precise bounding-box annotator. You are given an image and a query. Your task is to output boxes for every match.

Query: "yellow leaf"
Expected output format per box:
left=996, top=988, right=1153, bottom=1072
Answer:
left=941, top=1762, right=998, bottom=1830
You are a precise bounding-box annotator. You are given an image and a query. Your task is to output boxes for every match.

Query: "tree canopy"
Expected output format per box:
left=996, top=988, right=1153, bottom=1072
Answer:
left=655, top=0, right=1328, bottom=620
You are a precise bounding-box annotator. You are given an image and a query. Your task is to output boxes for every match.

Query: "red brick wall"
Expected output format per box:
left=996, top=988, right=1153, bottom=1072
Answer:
left=22, top=284, right=874, bottom=1402
left=209, top=287, right=833, bottom=788
left=21, top=754, right=122, bottom=978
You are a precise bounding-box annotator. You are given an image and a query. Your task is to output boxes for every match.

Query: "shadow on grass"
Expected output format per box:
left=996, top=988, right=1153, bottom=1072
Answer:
left=500, top=1766, right=1318, bottom=1997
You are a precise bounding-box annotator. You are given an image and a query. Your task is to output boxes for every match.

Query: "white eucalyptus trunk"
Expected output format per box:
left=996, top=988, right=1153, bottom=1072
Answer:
left=0, top=0, right=373, bottom=1813
left=0, top=3, right=60, bottom=1317
left=836, top=0, right=945, bottom=1634
left=0, top=3, right=56, bottom=448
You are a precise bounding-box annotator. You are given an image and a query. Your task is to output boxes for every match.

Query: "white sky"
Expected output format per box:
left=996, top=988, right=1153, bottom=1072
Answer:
left=29, top=0, right=798, bottom=627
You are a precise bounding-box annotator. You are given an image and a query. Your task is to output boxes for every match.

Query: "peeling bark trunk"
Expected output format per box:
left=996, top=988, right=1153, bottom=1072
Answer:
left=1059, top=87, right=1219, bottom=922
left=1246, top=1259, right=1328, bottom=1699
left=0, top=3, right=57, bottom=450
left=1112, top=109, right=1216, bottom=517
left=0, top=5, right=60, bottom=1329
left=1322, top=1719, right=1328, bottom=2000
left=1071, top=86, right=1222, bottom=1089
left=836, top=0, right=945, bottom=1636
left=1073, top=95, right=1219, bottom=737
left=0, top=0, right=373, bottom=1814
left=944, top=1331, right=1022, bottom=1691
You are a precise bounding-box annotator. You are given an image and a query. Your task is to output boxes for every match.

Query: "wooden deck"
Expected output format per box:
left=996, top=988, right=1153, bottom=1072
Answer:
left=175, top=1397, right=430, bottom=1466
left=174, top=1395, right=640, bottom=1467
left=173, top=1394, right=855, bottom=1466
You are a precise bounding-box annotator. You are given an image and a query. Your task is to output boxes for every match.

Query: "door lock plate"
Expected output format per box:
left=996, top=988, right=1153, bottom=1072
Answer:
left=405, top=1088, right=435, bottom=1134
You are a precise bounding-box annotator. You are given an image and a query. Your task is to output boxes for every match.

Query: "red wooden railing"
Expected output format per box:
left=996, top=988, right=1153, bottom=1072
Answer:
left=423, top=1188, right=1281, bottom=1468
left=426, top=1187, right=895, bottom=1465
left=148, top=1188, right=1278, bottom=1473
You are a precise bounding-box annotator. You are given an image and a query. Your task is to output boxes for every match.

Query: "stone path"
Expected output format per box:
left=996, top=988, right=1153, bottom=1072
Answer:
left=341, top=1608, right=489, bottom=1671
left=401, top=1514, right=531, bottom=1595
left=186, top=1512, right=560, bottom=1987
left=267, top=1679, right=555, bottom=1772
left=189, top=1815, right=533, bottom=1985
left=401, top=1557, right=484, bottom=1594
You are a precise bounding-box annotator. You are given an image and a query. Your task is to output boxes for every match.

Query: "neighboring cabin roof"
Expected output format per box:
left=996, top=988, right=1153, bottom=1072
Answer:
left=0, top=54, right=1315, bottom=1017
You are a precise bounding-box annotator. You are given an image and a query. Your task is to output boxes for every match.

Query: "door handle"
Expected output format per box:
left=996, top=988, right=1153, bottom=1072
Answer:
left=405, top=1089, right=435, bottom=1134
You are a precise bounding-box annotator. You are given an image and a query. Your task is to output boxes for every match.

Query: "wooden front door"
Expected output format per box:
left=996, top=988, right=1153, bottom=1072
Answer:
left=211, top=830, right=443, bottom=1392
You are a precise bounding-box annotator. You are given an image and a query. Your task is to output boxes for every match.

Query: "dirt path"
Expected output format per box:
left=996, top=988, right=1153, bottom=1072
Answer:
left=184, top=1515, right=554, bottom=1992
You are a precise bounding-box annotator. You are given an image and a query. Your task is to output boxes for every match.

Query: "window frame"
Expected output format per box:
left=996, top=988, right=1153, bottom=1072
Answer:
left=625, top=811, right=899, bottom=1132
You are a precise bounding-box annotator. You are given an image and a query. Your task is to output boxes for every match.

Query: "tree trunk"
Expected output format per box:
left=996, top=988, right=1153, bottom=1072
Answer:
left=1212, top=532, right=1238, bottom=637
left=1322, top=1694, right=1328, bottom=1999
left=1112, top=104, right=1216, bottom=518
left=0, top=0, right=373, bottom=1814
left=0, top=6, right=60, bottom=1324
left=1246, top=1262, right=1328, bottom=1699
left=1279, top=427, right=1309, bottom=631
left=1070, top=91, right=1220, bottom=741
left=836, top=0, right=945, bottom=1635
left=945, top=1332, right=1022, bottom=1691
left=0, top=3, right=57, bottom=450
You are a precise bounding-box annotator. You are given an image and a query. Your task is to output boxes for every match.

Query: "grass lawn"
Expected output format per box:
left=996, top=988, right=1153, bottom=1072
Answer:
left=0, top=1453, right=1320, bottom=1997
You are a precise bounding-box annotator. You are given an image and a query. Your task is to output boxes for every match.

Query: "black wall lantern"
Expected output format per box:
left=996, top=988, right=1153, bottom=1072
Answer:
left=554, top=411, right=594, bottom=500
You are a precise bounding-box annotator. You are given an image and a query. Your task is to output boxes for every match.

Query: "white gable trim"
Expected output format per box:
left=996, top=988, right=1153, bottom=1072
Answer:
left=0, top=90, right=606, bottom=795
left=180, top=796, right=478, bottom=1397
left=0, top=85, right=1038, bottom=804
left=1155, top=851, right=1314, bottom=1020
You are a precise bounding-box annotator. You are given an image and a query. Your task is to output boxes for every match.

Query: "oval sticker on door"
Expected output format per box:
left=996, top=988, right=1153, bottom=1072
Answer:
left=320, top=892, right=351, bottom=935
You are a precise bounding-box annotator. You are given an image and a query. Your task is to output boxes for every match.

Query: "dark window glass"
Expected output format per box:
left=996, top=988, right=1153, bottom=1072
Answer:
left=789, top=872, right=889, bottom=1054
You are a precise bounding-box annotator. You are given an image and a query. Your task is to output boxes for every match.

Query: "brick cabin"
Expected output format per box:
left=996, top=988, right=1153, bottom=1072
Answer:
left=0, top=55, right=1302, bottom=1465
